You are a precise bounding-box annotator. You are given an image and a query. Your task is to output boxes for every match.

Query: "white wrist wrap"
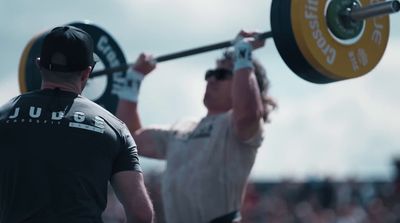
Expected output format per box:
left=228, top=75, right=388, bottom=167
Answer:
left=233, top=38, right=254, bottom=72
left=113, top=69, right=144, bottom=103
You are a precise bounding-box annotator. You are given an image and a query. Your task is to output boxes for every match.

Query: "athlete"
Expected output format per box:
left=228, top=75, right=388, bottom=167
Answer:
left=0, top=26, right=154, bottom=223
left=114, top=30, right=277, bottom=223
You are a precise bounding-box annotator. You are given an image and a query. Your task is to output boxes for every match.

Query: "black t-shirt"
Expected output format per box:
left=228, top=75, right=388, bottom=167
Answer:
left=0, top=89, right=141, bottom=223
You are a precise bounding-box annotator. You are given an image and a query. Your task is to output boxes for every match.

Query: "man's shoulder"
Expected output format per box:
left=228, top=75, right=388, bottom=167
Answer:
left=76, top=96, right=126, bottom=128
left=0, top=95, right=22, bottom=119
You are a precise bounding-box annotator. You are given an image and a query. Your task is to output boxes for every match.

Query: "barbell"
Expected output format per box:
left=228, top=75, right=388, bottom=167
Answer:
left=19, top=0, right=400, bottom=114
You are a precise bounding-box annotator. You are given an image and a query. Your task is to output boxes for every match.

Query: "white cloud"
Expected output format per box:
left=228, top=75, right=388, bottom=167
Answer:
left=138, top=59, right=210, bottom=125
left=251, top=40, right=400, bottom=181
left=0, top=75, right=20, bottom=104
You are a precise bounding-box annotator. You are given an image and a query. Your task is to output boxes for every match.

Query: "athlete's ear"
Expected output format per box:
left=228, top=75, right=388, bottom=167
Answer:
left=81, top=66, right=92, bottom=82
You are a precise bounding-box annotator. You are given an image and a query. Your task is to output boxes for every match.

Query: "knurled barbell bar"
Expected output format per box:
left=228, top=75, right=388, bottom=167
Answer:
left=19, top=0, right=400, bottom=114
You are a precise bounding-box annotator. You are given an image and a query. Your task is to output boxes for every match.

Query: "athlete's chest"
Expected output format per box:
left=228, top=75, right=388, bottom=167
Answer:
left=166, top=116, right=232, bottom=171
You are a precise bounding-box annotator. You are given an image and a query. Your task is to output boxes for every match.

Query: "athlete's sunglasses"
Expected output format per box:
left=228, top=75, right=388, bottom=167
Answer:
left=204, top=68, right=233, bottom=81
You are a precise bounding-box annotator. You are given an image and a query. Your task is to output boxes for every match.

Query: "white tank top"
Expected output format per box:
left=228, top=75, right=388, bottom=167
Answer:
left=147, top=111, right=264, bottom=223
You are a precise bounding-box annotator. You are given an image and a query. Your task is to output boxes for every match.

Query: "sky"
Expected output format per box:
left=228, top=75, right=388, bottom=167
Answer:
left=0, top=0, right=399, bottom=181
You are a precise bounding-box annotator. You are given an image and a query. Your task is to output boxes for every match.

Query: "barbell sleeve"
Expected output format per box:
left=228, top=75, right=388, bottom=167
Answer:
left=90, top=31, right=273, bottom=78
left=349, top=0, right=400, bottom=21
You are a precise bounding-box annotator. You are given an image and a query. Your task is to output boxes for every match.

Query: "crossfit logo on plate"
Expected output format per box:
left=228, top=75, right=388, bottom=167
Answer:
left=304, top=0, right=337, bottom=65
left=96, top=35, right=125, bottom=96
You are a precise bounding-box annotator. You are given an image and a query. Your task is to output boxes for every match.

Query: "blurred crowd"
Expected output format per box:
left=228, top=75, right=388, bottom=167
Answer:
left=240, top=177, right=400, bottom=223
left=109, top=159, right=400, bottom=223
left=143, top=174, right=400, bottom=223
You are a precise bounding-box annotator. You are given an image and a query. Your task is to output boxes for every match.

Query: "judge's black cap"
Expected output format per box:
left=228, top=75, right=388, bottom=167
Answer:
left=39, top=26, right=96, bottom=72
